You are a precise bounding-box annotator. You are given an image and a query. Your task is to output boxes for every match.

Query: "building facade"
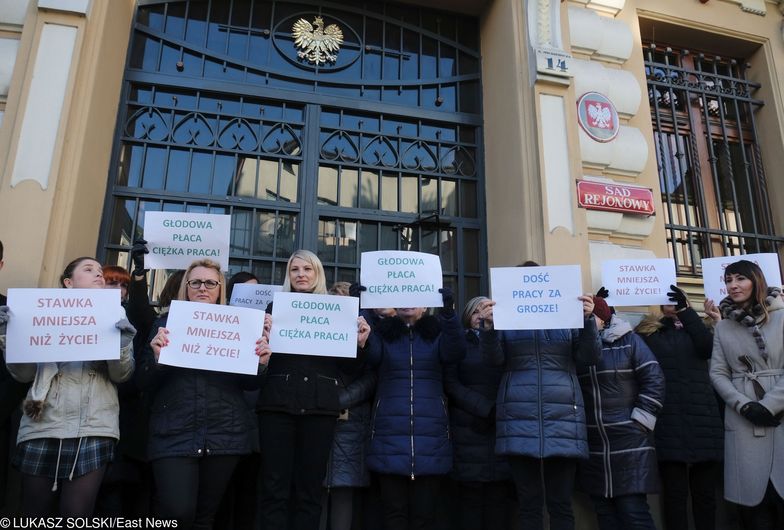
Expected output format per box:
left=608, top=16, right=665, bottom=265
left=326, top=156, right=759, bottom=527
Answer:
left=1, top=0, right=783, bottom=307
left=2, top=0, right=784, bottom=527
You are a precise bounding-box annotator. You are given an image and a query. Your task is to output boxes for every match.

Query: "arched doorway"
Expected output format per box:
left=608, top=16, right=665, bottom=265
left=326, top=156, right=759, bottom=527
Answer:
left=98, top=0, right=486, bottom=304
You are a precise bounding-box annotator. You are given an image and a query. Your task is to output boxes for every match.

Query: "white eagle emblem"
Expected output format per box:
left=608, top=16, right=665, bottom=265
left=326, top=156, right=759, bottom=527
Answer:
left=292, top=16, right=344, bottom=65
left=587, top=102, right=612, bottom=129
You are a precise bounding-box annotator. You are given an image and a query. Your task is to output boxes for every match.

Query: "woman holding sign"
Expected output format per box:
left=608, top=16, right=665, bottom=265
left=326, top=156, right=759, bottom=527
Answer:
left=443, top=296, right=514, bottom=530
left=710, top=260, right=784, bottom=529
left=577, top=297, right=665, bottom=529
left=364, top=288, right=467, bottom=530
left=141, top=259, right=271, bottom=530
left=257, top=250, right=371, bottom=530
left=477, top=280, right=600, bottom=530
left=0, top=257, right=136, bottom=517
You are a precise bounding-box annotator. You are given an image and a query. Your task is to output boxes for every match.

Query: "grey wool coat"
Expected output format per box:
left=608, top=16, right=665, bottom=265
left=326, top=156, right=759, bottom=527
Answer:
left=710, top=294, right=784, bottom=507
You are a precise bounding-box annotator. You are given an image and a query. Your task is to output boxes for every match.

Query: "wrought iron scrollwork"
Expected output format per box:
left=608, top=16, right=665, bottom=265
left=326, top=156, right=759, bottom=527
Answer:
left=361, top=136, right=398, bottom=167
left=321, top=130, right=360, bottom=162
left=218, top=118, right=259, bottom=151
left=402, top=141, right=437, bottom=172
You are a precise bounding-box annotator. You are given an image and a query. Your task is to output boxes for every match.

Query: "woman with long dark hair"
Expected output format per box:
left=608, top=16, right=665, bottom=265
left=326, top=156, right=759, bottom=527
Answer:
left=0, top=257, right=135, bottom=516
left=710, top=259, right=784, bottom=529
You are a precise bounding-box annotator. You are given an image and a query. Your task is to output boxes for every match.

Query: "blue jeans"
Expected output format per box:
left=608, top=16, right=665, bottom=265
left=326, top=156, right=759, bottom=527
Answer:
left=591, top=494, right=656, bottom=530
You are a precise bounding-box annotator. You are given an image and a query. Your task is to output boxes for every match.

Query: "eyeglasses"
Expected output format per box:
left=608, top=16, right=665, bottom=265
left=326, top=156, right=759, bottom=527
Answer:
left=187, top=279, right=221, bottom=290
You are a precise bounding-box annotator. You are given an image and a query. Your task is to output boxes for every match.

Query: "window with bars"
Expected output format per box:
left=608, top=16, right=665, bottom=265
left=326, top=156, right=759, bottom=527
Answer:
left=645, top=43, right=782, bottom=275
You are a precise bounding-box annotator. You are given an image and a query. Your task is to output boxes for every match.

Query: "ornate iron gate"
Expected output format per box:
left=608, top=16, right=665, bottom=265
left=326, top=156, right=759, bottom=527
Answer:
left=98, top=0, right=486, bottom=303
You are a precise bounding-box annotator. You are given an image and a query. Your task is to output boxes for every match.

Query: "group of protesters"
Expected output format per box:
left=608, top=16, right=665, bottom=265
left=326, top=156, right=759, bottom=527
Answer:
left=0, top=237, right=782, bottom=530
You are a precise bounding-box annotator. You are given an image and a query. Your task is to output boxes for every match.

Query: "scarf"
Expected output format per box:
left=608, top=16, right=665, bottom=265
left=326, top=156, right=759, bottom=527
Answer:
left=22, top=363, right=59, bottom=421
left=719, top=286, right=782, bottom=361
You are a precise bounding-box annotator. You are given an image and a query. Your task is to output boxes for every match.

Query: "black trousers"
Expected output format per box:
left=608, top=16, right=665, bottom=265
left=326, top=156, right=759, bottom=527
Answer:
left=658, top=461, right=719, bottom=530
left=737, top=481, right=784, bottom=530
left=509, top=456, right=577, bottom=530
left=591, top=494, right=656, bottom=530
left=455, top=480, right=515, bottom=530
left=152, top=455, right=239, bottom=530
left=257, top=412, right=336, bottom=530
left=212, top=452, right=260, bottom=530
left=376, top=473, right=442, bottom=530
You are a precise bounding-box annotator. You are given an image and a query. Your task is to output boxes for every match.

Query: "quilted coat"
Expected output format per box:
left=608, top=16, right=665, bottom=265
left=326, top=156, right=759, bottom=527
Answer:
left=480, top=317, right=601, bottom=458
left=139, top=314, right=265, bottom=460
left=365, top=311, right=467, bottom=478
left=443, top=329, right=510, bottom=482
left=324, top=364, right=377, bottom=488
left=577, top=317, right=665, bottom=498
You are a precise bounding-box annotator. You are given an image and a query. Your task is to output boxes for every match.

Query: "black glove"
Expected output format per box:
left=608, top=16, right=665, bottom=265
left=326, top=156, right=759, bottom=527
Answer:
left=667, top=284, right=688, bottom=312
left=130, top=239, right=149, bottom=277
left=595, top=286, right=610, bottom=299
left=470, top=404, right=496, bottom=434
left=349, top=282, right=366, bottom=298
left=439, top=287, right=454, bottom=314
left=740, top=402, right=781, bottom=427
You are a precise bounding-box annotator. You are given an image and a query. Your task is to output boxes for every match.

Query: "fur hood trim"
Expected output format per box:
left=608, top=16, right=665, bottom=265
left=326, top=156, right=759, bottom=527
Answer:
left=635, top=313, right=664, bottom=336
left=377, top=314, right=442, bottom=342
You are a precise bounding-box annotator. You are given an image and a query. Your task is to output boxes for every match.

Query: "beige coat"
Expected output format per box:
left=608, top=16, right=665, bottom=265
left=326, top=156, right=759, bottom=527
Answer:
left=710, top=295, right=784, bottom=506
left=4, top=346, right=134, bottom=444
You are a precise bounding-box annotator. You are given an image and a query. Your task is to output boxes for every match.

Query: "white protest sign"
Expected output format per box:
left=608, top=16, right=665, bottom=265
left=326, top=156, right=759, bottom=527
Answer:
left=490, top=266, right=584, bottom=330
left=159, top=300, right=265, bottom=375
left=702, top=253, right=783, bottom=302
left=601, top=258, right=676, bottom=306
left=5, top=289, right=123, bottom=363
left=229, top=283, right=282, bottom=311
left=269, top=292, right=359, bottom=358
left=144, top=212, right=231, bottom=270
left=359, top=251, right=443, bottom=309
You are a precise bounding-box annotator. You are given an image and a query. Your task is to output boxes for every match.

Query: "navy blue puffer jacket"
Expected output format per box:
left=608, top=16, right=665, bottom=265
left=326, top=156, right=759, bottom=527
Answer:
left=577, top=317, right=665, bottom=497
left=366, top=311, right=467, bottom=478
left=444, top=330, right=510, bottom=482
left=481, top=317, right=601, bottom=458
left=324, top=366, right=377, bottom=488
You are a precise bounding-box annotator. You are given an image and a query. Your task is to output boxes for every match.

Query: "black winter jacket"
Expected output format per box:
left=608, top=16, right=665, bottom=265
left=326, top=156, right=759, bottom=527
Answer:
left=256, top=302, right=348, bottom=416
left=117, top=278, right=159, bottom=461
left=139, top=314, right=264, bottom=460
left=577, top=318, right=665, bottom=497
left=444, top=329, right=511, bottom=482
left=635, top=308, right=723, bottom=462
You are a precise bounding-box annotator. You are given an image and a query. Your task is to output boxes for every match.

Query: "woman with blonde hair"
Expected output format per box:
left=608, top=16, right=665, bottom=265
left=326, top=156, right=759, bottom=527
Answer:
left=711, top=259, right=784, bottom=529
left=141, top=259, right=271, bottom=529
left=258, top=250, right=370, bottom=530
